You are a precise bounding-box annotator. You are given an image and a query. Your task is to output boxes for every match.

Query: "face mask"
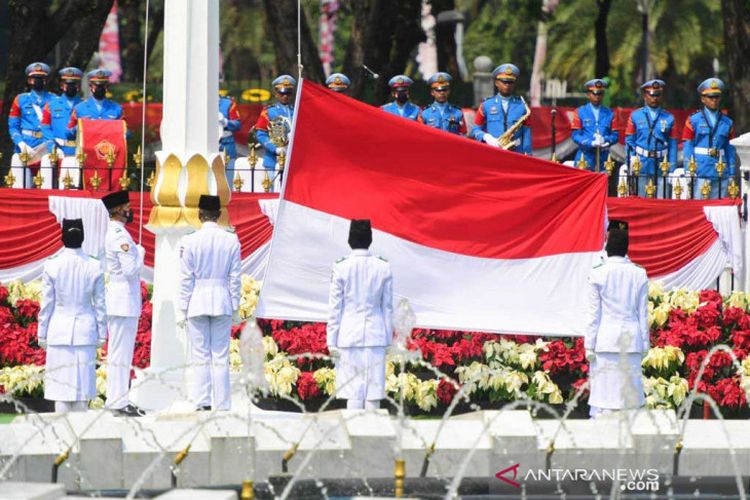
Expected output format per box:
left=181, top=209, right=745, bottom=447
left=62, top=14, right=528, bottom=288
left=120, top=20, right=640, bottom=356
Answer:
left=124, top=209, right=134, bottom=224
left=31, top=79, right=45, bottom=91
left=395, top=92, right=409, bottom=104
left=64, top=85, right=78, bottom=98
left=92, top=85, right=106, bottom=99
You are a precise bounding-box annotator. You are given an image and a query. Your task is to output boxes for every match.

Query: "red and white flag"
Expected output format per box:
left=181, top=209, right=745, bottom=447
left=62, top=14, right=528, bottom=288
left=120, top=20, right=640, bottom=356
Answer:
left=256, top=81, right=608, bottom=336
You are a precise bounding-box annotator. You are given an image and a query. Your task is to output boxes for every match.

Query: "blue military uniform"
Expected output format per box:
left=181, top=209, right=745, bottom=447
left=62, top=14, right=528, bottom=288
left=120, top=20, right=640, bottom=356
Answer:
left=571, top=79, right=619, bottom=171
left=8, top=62, right=54, bottom=155
left=681, top=78, right=736, bottom=199
left=219, top=95, right=241, bottom=181
left=625, top=79, right=678, bottom=197
left=41, top=67, right=83, bottom=157
left=255, top=75, right=295, bottom=169
left=418, top=72, right=467, bottom=135
left=381, top=75, right=420, bottom=121
left=67, top=70, right=123, bottom=137
left=326, top=73, right=350, bottom=93
left=470, top=64, right=532, bottom=154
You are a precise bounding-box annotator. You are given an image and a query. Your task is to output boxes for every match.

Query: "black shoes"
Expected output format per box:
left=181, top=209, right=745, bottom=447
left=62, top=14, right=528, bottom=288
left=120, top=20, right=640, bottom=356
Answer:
left=197, top=405, right=212, bottom=411
left=114, top=403, right=146, bottom=417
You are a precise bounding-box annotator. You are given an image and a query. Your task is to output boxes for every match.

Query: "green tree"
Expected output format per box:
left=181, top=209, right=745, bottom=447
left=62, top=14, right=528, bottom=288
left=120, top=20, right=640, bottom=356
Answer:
left=546, top=0, right=723, bottom=107
left=462, top=0, right=543, bottom=89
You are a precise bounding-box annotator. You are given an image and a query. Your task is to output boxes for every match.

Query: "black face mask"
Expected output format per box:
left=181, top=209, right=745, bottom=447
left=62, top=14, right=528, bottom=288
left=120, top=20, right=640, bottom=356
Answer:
left=395, top=92, right=409, bottom=104
left=123, top=209, right=134, bottom=224
left=92, top=85, right=107, bottom=99
left=64, top=84, right=78, bottom=98
left=31, top=79, right=45, bottom=91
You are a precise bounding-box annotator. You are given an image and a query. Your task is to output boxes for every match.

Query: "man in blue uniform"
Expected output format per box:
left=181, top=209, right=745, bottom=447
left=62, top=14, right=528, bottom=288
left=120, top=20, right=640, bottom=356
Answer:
left=571, top=79, right=619, bottom=172
left=254, top=75, right=296, bottom=178
left=41, top=67, right=83, bottom=159
left=67, top=69, right=123, bottom=137
left=8, top=62, right=54, bottom=184
left=470, top=63, right=531, bottom=154
left=681, top=78, right=736, bottom=199
left=325, top=73, right=351, bottom=94
left=417, top=72, right=466, bottom=135
left=380, top=75, right=420, bottom=121
left=219, top=94, right=241, bottom=184
left=624, top=79, right=678, bottom=197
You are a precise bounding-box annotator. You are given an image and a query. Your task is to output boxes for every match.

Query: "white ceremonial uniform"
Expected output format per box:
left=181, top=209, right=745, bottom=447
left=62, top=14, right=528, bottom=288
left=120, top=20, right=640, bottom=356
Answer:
left=586, top=255, right=649, bottom=416
left=179, top=221, right=241, bottom=410
left=38, top=248, right=107, bottom=406
left=327, top=249, right=394, bottom=404
left=104, top=220, right=144, bottom=409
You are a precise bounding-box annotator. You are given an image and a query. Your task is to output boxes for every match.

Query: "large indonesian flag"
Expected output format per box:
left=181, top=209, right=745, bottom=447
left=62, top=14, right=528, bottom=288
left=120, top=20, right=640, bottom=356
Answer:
left=256, top=81, right=608, bottom=336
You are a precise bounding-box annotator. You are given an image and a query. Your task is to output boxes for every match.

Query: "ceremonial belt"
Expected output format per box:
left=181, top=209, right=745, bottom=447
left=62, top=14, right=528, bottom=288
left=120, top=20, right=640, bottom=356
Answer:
left=110, top=274, right=136, bottom=283
left=21, top=129, right=42, bottom=138
left=693, top=147, right=721, bottom=157
left=634, top=146, right=666, bottom=158
left=55, top=138, right=77, bottom=147
left=196, top=278, right=227, bottom=285
left=221, top=130, right=234, bottom=139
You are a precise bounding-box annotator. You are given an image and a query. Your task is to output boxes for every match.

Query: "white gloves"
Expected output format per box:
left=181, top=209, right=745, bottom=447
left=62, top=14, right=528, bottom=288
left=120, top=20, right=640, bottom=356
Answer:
left=97, top=338, right=107, bottom=348
left=17, top=141, right=30, bottom=154
left=232, top=310, right=242, bottom=325
left=136, top=244, right=146, bottom=260
left=483, top=133, right=499, bottom=148
left=38, top=338, right=47, bottom=350
left=218, top=112, right=228, bottom=128
left=591, top=134, right=610, bottom=148
left=328, top=346, right=341, bottom=359
left=276, top=146, right=286, bottom=156
left=585, top=349, right=595, bottom=362
left=176, top=309, right=188, bottom=329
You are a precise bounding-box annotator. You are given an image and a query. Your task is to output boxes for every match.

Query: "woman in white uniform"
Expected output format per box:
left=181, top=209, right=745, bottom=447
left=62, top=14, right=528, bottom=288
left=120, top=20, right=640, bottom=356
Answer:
left=585, top=227, right=649, bottom=418
left=38, top=219, right=107, bottom=413
left=327, top=219, right=394, bottom=410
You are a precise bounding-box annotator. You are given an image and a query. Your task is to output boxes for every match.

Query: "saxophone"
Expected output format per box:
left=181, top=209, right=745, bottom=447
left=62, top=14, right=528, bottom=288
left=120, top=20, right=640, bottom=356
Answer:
left=497, top=96, right=531, bottom=150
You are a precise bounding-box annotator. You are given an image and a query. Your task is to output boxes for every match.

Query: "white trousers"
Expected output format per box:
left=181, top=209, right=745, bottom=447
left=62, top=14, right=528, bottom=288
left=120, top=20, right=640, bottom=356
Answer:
left=188, top=315, right=232, bottom=410
left=105, top=316, right=139, bottom=409
left=55, top=401, right=88, bottom=413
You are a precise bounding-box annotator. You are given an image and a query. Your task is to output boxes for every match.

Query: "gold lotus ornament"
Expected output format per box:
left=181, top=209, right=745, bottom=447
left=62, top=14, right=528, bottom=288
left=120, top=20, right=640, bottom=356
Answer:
left=4, top=170, right=16, bottom=187
left=673, top=181, right=683, bottom=200
left=61, top=170, right=74, bottom=190
left=728, top=178, right=740, bottom=199
left=604, top=153, right=615, bottom=177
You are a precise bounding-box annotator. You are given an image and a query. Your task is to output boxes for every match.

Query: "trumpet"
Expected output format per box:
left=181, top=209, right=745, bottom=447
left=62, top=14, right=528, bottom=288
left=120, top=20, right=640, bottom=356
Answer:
left=498, top=96, right=531, bottom=150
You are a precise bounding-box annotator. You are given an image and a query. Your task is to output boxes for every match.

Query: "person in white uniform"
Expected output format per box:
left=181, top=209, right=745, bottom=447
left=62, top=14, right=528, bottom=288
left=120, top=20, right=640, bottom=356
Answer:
left=101, top=190, right=146, bottom=417
left=327, top=219, right=394, bottom=410
left=585, top=227, right=649, bottom=418
left=178, top=195, right=241, bottom=411
left=38, top=219, right=107, bottom=413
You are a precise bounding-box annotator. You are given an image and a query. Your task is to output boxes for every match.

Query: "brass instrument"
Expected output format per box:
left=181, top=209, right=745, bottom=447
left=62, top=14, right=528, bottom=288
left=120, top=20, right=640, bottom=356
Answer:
left=498, top=97, right=531, bottom=150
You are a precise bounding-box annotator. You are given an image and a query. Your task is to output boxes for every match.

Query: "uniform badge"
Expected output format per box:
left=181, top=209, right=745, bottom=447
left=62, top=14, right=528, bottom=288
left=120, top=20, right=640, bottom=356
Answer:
left=660, top=119, right=666, bottom=133
left=490, top=106, right=498, bottom=114
left=121, top=243, right=130, bottom=252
